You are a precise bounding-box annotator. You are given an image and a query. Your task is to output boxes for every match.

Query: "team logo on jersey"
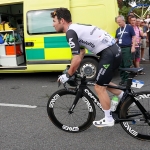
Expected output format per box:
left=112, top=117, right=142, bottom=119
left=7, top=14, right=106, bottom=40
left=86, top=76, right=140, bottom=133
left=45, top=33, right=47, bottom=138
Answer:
left=103, top=64, right=110, bottom=69
left=69, top=38, right=75, bottom=48
left=79, top=39, right=95, bottom=48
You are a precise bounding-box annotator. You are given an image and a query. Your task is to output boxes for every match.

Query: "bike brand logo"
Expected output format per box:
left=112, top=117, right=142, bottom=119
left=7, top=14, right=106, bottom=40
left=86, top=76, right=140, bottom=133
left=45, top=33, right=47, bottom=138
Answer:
left=49, top=94, right=60, bottom=108
left=82, top=96, right=93, bottom=112
left=123, top=122, right=138, bottom=136
left=84, top=89, right=102, bottom=109
left=69, top=38, right=75, bottom=48
left=134, top=94, right=150, bottom=100
left=62, top=125, right=79, bottom=131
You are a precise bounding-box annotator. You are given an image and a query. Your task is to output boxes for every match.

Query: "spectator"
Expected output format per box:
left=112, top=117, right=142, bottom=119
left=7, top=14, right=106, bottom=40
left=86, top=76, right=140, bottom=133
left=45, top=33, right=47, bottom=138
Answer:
left=126, top=15, right=134, bottom=24
left=136, top=18, right=143, bottom=43
left=129, top=12, right=135, bottom=16
left=130, top=16, right=145, bottom=75
left=140, top=20, right=148, bottom=61
left=136, top=18, right=143, bottom=32
left=146, top=14, right=150, bottom=19
left=115, top=15, right=136, bottom=86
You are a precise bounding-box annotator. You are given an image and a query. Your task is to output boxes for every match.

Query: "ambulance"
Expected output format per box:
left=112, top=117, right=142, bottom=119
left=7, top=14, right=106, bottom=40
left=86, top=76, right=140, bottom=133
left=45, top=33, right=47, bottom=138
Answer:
left=0, top=0, right=118, bottom=80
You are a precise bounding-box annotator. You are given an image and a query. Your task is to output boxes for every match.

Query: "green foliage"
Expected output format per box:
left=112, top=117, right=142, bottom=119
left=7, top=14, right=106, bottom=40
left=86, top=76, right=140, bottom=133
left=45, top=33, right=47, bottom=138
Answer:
left=119, top=6, right=131, bottom=19
left=118, top=1, right=150, bottom=19
left=123, top=0, right=150, bottom=5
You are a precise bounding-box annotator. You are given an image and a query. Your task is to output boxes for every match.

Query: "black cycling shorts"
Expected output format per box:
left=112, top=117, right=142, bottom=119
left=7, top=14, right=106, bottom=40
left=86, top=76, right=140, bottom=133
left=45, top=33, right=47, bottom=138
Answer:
left=96, top=44, right=122, bottom=86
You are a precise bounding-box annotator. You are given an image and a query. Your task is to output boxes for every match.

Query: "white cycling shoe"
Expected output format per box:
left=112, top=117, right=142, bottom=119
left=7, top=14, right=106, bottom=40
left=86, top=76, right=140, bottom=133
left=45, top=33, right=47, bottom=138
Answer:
left=93, top=118, right=114, bottom=127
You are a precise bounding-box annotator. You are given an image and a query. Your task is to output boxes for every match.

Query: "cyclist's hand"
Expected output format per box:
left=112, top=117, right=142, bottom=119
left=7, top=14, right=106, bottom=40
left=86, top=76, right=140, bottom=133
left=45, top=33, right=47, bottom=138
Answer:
left=57, top=74, right=69, bottom=84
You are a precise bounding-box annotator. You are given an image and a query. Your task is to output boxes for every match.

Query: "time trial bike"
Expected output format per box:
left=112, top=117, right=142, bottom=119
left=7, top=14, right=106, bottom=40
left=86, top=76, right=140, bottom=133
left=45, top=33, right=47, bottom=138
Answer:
left=47, top=67, right=150, bottom=141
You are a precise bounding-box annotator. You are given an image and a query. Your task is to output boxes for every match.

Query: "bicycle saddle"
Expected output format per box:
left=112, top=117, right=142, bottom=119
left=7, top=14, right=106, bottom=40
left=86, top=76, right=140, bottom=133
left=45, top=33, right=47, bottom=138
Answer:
left=119, top=67, right=143, bottom=73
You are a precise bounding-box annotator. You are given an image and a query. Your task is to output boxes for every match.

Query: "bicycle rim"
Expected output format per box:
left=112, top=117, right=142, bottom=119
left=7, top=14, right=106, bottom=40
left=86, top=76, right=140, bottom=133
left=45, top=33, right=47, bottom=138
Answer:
left=47, top=89, right=96, bottom=132
left=120, top=92, right=150, bottom=140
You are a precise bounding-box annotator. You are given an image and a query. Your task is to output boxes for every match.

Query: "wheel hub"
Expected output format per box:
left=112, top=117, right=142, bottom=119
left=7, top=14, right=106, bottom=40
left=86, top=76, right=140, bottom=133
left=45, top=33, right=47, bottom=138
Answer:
left=81, top=63, right=96, bottom=78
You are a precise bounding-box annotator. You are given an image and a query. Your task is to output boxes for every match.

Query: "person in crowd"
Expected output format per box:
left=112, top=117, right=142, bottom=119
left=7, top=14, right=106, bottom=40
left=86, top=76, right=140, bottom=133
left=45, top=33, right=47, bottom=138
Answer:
left=115, top=15, right=136, bottom=86
left=140, top=20, right=148, bottom=61
left=146, top=14, right=150, bottom=19
left=129, top=12, right=134, bottom=16
left=126, top=15, right=134, bottom=24
left=130, top=16, right=145, bottom=75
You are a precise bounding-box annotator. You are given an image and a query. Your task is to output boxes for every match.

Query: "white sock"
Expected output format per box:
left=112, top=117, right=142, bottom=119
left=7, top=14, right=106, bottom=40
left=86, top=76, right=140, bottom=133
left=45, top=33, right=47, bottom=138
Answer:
left=103, top=109, right=114, bottom=122
left=118, top=91, right=124, bottom=100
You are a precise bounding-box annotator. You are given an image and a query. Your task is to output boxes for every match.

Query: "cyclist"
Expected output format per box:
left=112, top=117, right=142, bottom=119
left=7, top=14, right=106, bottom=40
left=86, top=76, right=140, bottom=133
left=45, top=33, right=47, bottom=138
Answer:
left=51, top=8, right=124, bottom=127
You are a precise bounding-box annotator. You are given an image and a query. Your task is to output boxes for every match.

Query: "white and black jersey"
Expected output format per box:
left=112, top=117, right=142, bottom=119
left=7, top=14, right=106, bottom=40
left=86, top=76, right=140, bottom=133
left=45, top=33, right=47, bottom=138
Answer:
left=66, top=23, right=116, bottom=55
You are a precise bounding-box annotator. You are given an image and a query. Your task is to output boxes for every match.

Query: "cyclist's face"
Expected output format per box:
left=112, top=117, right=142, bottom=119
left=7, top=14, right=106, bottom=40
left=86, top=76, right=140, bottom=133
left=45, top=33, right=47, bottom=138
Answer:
left=53, top=16, right=64, bottom=33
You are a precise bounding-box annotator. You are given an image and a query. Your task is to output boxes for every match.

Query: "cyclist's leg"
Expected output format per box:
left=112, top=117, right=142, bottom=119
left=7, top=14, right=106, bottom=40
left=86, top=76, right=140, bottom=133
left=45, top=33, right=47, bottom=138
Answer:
left=107, top=82, right=123, bottom=96
left=93, top=44, right=122, bottom=127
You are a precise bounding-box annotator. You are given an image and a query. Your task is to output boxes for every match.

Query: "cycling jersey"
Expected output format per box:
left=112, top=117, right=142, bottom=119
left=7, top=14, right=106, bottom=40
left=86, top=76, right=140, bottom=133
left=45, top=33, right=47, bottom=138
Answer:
left=66, top=24, right=116, bottom=55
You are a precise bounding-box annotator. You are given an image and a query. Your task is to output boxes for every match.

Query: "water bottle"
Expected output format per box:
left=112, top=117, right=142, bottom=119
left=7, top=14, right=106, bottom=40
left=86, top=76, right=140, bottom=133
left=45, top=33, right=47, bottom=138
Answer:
left=111, top=96, right=119, bottom=111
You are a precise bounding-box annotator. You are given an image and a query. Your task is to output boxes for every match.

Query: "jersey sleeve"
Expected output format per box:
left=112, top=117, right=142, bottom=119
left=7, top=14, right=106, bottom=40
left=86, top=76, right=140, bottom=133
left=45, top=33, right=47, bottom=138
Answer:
left=66, top=29, right=80, bottom=55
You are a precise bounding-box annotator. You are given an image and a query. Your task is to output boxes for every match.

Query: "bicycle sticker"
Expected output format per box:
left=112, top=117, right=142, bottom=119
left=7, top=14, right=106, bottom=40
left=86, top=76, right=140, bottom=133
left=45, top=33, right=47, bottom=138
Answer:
left=131, top=79, right=144, bottom=89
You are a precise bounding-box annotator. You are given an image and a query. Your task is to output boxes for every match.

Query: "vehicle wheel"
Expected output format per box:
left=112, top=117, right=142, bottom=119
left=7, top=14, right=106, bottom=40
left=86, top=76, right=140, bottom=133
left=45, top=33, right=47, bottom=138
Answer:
left=47, top=89, right=96, bottom=133
left=119, top=91, right=150, bottom=141
left=78, top=58, right=98, bottom=81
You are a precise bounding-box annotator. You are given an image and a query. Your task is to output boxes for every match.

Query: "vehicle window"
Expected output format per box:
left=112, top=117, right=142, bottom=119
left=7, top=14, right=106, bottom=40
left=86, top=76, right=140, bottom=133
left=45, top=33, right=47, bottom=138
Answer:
left=27, top=9, right=56, bottom=35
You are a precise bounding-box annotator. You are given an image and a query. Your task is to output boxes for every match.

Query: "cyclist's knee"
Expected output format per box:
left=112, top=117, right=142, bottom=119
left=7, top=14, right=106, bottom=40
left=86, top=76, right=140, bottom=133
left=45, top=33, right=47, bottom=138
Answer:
left=94, top=84, right=106, bottom=93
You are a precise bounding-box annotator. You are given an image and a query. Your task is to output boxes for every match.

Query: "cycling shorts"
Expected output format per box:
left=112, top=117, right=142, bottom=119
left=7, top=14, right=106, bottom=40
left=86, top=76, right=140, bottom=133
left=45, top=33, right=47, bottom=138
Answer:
left=96, top=44, right=122, bottom=86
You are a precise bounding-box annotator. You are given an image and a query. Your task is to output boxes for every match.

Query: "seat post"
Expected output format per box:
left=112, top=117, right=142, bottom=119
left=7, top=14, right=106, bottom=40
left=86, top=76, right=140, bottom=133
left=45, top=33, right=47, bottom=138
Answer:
left=126, top=72, right=135, bottom=89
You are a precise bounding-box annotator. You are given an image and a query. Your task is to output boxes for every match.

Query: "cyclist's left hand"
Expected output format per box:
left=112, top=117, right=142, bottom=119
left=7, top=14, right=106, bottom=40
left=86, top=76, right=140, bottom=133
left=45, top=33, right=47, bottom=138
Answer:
left=57, top=74, right=69, bottom=84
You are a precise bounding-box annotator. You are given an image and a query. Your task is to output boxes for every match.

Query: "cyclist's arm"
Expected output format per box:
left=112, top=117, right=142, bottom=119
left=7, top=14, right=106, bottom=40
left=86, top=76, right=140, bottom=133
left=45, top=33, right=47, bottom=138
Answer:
left=66, top=29, right=85, bottom=76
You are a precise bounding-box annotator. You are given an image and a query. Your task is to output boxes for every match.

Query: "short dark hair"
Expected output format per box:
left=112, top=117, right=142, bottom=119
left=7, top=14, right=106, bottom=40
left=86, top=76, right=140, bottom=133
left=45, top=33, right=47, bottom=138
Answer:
left=130, top=16, right=137, bottom=20
left=51, top=8, right=72, bottom=23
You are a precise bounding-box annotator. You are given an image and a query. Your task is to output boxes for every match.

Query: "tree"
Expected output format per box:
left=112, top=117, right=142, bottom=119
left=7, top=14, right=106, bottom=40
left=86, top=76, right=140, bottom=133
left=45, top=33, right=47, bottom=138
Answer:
left=117, top=0, right=150, bottom=7
left=118, top=0, right=150, bottom=19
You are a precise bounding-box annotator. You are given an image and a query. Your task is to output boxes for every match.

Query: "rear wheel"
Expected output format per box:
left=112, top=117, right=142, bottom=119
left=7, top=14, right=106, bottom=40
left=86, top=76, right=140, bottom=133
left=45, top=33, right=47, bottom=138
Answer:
left=120, top=91, right=150, bottom=140
left=47, top=89, right=96, bottom=132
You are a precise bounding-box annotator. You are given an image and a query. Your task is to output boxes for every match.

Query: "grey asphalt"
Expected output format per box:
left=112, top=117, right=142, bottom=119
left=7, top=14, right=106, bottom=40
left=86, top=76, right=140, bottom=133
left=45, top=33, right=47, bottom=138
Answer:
left=0, top=64, right=150, bottom=150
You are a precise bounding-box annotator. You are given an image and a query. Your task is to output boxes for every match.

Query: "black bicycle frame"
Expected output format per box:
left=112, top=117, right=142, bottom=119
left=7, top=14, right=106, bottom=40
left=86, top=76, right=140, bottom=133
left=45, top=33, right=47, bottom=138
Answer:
left=68, top=76, right=103, bottom=113
left=68, top=72, right=150, bottom=123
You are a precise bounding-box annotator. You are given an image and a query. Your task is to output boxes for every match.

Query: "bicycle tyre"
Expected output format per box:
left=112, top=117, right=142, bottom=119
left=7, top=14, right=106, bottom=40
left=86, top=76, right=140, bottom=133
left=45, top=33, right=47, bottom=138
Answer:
left=119, top=91, right=150, bottom=140
left=47, top=89, right=96, bottom=133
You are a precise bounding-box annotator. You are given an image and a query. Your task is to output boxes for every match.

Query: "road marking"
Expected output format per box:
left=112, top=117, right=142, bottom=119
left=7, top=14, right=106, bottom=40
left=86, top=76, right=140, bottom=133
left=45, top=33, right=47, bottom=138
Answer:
left=0, top=103, right=37, bottom=108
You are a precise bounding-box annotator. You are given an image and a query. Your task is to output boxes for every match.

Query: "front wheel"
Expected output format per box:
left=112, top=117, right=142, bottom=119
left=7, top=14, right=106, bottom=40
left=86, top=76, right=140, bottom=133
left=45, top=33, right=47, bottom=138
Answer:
left=47, top=89, right=96, bottom=133
left=119, top=91, right=150, bottom=141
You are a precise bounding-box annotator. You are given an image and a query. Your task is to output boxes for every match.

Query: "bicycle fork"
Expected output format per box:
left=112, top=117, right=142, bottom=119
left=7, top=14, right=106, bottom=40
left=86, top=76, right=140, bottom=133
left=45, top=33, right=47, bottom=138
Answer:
left=68, top=88, right=83, bottom=114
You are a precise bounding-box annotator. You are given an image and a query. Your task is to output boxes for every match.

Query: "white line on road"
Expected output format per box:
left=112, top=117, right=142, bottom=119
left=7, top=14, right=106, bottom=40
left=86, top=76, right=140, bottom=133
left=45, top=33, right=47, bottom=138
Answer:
left=0, top=103, right=37, bottom=108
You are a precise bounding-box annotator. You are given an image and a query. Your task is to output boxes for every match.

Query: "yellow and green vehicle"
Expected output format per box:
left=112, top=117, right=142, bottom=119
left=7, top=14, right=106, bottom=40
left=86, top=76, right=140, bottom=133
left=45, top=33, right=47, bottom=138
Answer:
left=0, top=0, right=118, bottom=80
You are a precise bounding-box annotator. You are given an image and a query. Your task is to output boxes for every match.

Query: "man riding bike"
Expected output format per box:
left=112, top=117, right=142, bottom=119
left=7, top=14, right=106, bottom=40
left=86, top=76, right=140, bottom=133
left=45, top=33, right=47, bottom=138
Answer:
left=51, top=8, right=124, bottom=127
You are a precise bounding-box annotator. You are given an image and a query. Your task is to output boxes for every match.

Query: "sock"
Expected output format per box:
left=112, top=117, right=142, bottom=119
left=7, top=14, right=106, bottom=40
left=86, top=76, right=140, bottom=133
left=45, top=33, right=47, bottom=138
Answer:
left=118, top=91, right=124, bottom=100
left=103, top=109, right=114, bottom=122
